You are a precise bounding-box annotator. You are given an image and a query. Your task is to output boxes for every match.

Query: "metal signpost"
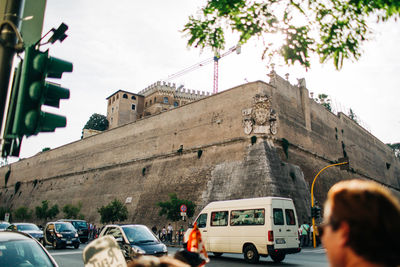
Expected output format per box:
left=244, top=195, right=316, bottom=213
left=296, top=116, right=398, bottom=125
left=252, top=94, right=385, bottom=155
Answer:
left=180, top=204, right=187, bottom=220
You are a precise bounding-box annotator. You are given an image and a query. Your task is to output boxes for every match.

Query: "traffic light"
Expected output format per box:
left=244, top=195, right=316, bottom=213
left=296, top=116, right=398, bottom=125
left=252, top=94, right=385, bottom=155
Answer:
left=12, top=45, right=72, bottom=136
left=311, top=206, right=322, bottom=219
left=338, top=156, right=350, bottom=170
left=1, top=45, right=72, bottom=157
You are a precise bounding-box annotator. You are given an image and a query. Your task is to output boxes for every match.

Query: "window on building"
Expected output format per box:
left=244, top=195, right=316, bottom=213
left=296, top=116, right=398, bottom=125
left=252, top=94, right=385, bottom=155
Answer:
left=145, top=102, right=147, bottom=107
left=132, top=104, right=136, bottom=110
left=112, top=107, right=114, bottom=113
left=174, top=101, right=179, bottom=107
left=131, top=95, right=136, bottom=100
left=211, top=211, right=228, bottom=226
left=112, top=96, right=115, bottom=103
left=163, top=97, right=168, bottom=104
left=150, top=100, right=152, bottom=105
left=123, top=94, right=128, bottom=99
left=116, top=94, right=119, bottom=99
left=154, top=97, right=156, bottom=103
left=108, top=99, right=111, bottom=106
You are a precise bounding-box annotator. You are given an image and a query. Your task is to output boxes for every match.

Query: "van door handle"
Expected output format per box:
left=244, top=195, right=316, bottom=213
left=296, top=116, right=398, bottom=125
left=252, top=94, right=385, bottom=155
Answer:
left=286, top=229, right=291, bottom=232
left=202, top=230, right=207, bottom=232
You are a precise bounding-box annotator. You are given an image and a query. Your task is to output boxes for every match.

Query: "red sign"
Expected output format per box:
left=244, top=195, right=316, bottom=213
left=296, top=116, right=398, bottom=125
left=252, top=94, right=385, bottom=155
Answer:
left=180, top=204, right=187, bottom=212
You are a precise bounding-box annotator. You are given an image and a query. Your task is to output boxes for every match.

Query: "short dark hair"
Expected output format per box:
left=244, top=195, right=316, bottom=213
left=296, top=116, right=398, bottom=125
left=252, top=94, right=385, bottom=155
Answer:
left=326, top=179, right=400, bottom=266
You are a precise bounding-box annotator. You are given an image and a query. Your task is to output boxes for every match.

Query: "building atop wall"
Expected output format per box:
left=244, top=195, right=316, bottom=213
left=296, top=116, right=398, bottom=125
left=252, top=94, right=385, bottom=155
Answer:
left=107, top=81, right=210, bottom=129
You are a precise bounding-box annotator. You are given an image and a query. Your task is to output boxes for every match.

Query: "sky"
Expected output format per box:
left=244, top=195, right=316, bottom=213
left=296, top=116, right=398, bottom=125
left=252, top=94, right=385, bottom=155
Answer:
left=11, top=0, right=400, bottom=160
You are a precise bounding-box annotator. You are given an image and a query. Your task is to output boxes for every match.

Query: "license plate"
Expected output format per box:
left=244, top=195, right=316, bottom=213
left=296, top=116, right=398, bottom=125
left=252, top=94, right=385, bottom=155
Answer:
left=66, top=241, right=72, bottom=244
left=276, top=238, right=286, bottom=244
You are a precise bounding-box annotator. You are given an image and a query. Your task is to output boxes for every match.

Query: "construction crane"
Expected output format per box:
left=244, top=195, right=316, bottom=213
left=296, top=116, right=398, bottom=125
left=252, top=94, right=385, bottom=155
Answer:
left=164, top=45, right=241, bottom=94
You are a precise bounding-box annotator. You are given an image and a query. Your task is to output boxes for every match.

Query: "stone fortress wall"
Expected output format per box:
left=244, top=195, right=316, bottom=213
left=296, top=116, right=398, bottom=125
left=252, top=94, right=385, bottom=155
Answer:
left=1, top=72, right=398, bottom=226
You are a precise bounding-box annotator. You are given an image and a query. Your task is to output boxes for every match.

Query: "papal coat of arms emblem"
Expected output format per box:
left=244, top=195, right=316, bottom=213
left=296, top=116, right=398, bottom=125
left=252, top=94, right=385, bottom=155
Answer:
left=242, top=94, right=278, bottom=136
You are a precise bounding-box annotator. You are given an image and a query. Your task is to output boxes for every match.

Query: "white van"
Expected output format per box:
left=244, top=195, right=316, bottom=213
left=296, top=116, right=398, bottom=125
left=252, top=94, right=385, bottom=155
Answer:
left=184, top=197, right=301, bottom=263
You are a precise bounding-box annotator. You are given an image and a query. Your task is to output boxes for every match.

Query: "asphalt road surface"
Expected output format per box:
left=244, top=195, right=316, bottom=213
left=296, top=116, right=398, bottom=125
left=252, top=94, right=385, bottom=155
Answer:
left=48, top=245, right=328, bottom=267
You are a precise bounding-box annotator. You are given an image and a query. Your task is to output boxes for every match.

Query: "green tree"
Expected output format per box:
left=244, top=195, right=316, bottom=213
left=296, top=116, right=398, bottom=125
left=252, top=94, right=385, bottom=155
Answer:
left=83, top=113, right=109, bottom=132
left=62, top=202, right=84, bottom=219
left=157, top=193, right=196, bottom=222
left=98, top=199, right=128, bottom=224
left=13, top=206, right=32, bottom=221
left=387, top=143, right=400, bottom=158
left=35, top=200, right=59, bottom=221
left=184, top=0, right=400, bottom=70
left=315, top=94, right=331, bottom=112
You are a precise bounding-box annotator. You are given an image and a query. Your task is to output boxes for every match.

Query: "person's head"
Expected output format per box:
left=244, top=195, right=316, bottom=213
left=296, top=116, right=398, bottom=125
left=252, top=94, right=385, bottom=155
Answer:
left=320, top=179, right=400, bottom=266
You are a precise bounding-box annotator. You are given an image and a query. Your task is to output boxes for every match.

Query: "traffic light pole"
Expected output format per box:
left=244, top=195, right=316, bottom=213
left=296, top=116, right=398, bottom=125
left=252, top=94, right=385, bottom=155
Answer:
left=0, top=0, right=23, bottom=132
left=311, top=161, right=348, bottom=248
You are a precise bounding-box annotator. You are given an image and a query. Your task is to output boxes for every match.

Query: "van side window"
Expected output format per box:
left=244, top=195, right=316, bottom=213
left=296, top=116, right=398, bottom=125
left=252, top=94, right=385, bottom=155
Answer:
left=196, top=213, right=207, bottom=228
left=230, top=209, right=265, bottom=226
left=285, top=209, right=296, bottom=225
left=211, top=211, right=228, bottom=226
left=273, top=208, right=284, bottom=225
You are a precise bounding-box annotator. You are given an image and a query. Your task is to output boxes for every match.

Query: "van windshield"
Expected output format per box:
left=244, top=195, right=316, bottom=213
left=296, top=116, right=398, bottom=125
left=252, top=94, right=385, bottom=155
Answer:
left=196, top=213, right=207, bottom=228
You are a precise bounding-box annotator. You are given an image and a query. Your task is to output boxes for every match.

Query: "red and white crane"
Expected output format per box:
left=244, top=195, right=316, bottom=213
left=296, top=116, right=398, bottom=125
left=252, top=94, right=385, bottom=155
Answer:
left=165, top=45, right=241, bottom=94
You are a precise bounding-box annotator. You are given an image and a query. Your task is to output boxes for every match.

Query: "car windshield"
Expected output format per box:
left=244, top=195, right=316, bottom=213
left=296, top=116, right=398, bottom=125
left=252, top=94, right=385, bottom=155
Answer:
left=0, top=239, right=55, bottom=266
left=55, top=223, right=75, bottom=232
left=0, top=223, right=10, bottom=230
left=17, top=224, right=40, bottom=231
left=122, top=226, right=158, bottom=244
left=71, top=221, right=87, bottom=229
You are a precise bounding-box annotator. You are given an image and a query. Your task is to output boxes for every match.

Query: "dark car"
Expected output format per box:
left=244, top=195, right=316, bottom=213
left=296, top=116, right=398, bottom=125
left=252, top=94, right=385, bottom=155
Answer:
left=8, top=223, right=44, bottom=243
left=57, top=219, right=89, bottom=243
left=0, top=230, right=59, bottom=266
left=43, top=222, right=80, bottom=249
left=99, top=224, right=168, bottom=259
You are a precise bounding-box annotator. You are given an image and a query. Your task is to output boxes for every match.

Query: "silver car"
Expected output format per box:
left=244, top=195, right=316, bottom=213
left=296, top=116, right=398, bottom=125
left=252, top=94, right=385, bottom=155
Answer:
left=0, top=231, right=59, bottom=266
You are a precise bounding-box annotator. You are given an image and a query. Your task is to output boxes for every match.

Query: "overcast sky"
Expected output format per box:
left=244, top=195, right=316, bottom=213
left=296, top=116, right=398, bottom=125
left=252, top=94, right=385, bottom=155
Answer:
left=13, top=0, right=400, bottom=160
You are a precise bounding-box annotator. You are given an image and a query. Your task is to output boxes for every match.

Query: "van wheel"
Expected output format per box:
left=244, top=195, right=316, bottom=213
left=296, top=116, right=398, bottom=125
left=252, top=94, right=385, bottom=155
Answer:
left=74, top=243, right=80, bottom=249
left=244, top=245, right=259, bottom=263
left=270, top=252, right=285, bottom=263
left=213, top=252, right=223, bottom=257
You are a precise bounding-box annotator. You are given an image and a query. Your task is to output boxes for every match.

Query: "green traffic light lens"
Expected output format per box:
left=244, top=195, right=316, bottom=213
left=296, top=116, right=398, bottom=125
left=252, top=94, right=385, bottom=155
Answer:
left=25, top=110, right=39, bottom=132
left=29, top=81, right=43, bottom=101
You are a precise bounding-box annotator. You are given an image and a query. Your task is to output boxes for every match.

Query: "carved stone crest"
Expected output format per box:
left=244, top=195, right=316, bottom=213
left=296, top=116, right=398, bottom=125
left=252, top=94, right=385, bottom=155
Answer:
left=242, top=94, right=278, bottom=136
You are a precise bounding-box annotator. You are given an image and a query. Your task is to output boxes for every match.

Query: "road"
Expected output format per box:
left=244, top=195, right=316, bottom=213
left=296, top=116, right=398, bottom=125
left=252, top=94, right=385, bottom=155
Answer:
left=49, top=245, right=328, bottom=267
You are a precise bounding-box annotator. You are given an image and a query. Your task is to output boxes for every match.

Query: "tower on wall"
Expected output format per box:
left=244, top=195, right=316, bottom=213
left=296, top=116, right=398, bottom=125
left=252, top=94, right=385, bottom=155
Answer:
left=106, top=90, right=144, bottom=129
left=107, top=81, right=210, bottom=129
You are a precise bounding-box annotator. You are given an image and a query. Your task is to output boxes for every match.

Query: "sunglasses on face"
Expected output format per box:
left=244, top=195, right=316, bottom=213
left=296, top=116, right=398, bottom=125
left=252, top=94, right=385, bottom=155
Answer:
left=317, top=218, right=340, bottom=237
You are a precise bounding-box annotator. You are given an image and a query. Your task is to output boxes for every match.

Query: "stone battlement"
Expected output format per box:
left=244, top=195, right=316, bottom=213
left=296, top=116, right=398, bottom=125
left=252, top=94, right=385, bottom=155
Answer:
left=138, top=81, right=210, bottom=100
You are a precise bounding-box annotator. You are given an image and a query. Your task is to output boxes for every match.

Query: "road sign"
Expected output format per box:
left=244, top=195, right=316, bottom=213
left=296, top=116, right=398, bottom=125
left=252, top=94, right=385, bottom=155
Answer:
left=4, top=213, right=10, bottom=222
left=180, top=204, right=187, bottom=212
left=180, top=212, right=187, bottom=217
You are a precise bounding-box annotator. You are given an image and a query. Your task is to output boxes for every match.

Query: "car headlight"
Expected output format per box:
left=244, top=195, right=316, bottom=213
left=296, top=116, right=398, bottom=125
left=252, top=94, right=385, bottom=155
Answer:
left=75, top=233, right=79, bottom=237
left=56, top=233, right=62, bottom=238
left=132, top=246, right=146, bottom=254
left=162, top=244, right=168, bottom=253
